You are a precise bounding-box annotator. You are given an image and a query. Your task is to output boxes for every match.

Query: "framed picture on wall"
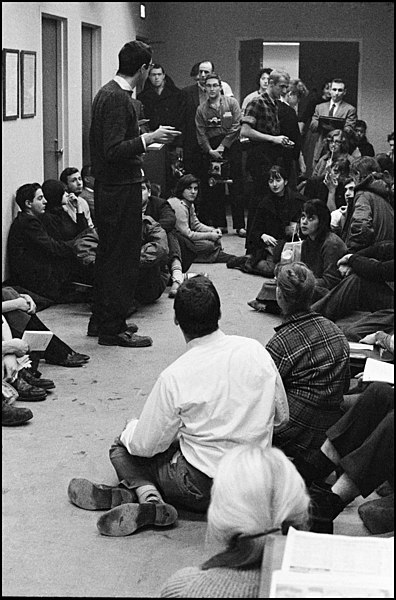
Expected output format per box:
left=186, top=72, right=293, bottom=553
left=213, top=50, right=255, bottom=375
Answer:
left=2, top=48, right=19, bottom=120
left=21, top=50, right=36, bottom=118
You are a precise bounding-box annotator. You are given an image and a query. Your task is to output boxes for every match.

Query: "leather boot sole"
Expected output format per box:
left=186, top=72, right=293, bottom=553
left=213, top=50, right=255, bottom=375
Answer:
left=97, top=502, right=178, bottom=536
left=67, top=478, right=136, bottom=510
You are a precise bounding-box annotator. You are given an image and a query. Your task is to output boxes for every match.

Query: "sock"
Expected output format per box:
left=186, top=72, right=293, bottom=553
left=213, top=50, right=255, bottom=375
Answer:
left=135, top=484, right=164, bottom=504
left=171, top=267, right=183, bottom=284
left=293, top=451, right=336, bottom=486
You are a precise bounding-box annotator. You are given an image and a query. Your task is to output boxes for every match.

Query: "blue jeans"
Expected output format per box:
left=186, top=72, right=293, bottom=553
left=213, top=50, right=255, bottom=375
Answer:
left=109, top=438, right=212, bottom=513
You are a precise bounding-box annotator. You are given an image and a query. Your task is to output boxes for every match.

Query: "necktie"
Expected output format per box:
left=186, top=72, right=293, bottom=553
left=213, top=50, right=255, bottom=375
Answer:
left=329, top=104, right=335, bottom=117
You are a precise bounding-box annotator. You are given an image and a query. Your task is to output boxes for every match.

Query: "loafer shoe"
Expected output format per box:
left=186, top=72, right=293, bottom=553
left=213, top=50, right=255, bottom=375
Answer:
left=247, top=299, right=267, bottom=313
left=97, top=502, right=178, bottom=536
left=98, top=332, right=153, bottom=347
left=12, top=377, right=47, bottom=401
left=2, top=403, right=33, bottom=426
left=70, top=352, right=90, bottom=362
left=168, top=281, right=181, bottom=298
left=19, top=368, right=56, bottom=390
left=67, top=478, right=137, bottom=510
left=45, top=353, right=87, bottom=367
left=88, top=319, right=138, bottom=337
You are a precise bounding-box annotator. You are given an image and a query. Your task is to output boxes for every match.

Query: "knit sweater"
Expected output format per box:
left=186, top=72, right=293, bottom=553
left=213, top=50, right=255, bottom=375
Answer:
left=160, top=566, right=261, bottom=598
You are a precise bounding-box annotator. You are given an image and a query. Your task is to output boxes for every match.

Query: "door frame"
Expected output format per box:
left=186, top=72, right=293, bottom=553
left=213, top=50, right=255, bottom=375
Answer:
left=236, top=36, right=362, bottom=110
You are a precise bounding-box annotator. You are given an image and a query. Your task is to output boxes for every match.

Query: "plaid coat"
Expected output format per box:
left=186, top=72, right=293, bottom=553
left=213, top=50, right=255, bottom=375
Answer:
left=266, top=311, right=350, bottom=459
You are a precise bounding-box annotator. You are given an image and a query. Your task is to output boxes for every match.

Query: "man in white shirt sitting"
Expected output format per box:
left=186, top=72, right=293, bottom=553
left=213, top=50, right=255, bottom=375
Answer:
left=60, top=167, right=95, bottom=229
left=68, top=275, right=288, bottom=536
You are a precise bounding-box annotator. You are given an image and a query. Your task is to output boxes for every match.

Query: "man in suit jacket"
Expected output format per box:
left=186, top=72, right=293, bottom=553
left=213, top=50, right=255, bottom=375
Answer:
left=310, top=78, right=357, bottom=170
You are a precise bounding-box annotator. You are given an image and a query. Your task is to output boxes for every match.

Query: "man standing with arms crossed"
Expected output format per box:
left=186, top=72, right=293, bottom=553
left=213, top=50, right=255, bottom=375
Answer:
left=88, top=41, right=181, bottom=347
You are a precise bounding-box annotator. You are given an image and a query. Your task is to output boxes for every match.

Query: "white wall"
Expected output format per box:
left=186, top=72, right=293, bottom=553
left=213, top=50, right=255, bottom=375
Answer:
left=2, top=1, right=148, bottom=279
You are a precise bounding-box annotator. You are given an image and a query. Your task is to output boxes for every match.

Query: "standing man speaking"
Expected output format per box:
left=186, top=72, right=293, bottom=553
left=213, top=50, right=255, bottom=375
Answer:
left=89, top=41, right=181, bottom=347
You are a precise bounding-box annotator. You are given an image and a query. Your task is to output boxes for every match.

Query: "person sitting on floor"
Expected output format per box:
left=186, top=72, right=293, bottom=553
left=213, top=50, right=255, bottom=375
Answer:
left=143, top=177, right=197, bottom=298
left=2, top=332, right=33, bottom=426
left=160, top=445, right=310, bottom=598
left=2, top=286, right=90, bottom=369
left=311, top=129, right=353, bottom=180
left=293, top=382, right=394, bottom=535
left=248, top=199, right=347, bottom=314
left=311, top=240, right=394, bottom=322
left=227, top=164, right=304, bottom=276
left=167, top=174, right=235, bottom=264
left=67, top=275, right=288, bottom=537
left=59, top=167, right=94, bottom=229
left=341, top=156, right=394, bottom=252
left=265, top=262, right=350, bottom=461
left=41, top=179, right=97, bottom=284
left=7, top=183, right=89, bottom=303
left=134, top=186, right=170, bottom=306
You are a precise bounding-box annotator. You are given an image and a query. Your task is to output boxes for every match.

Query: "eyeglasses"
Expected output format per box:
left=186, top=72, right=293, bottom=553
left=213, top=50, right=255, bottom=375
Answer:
left=328, top=139, right=342, bottom=145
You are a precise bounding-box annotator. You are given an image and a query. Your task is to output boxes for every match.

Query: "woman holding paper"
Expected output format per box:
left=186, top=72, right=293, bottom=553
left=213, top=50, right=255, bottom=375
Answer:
left=160, top=445, right=310, bottom=597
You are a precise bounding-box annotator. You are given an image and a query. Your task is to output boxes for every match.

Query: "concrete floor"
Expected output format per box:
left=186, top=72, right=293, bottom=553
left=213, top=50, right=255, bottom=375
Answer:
left=2, top=228, right=373, bottom=597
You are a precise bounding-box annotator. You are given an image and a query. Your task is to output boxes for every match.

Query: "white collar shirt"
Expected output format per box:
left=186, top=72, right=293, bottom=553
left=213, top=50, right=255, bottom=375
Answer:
left=119, top=329, right=288, bottom=477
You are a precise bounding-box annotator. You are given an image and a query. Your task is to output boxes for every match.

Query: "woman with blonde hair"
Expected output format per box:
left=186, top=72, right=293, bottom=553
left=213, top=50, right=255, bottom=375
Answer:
left=160, top=445, right=310, bottom=598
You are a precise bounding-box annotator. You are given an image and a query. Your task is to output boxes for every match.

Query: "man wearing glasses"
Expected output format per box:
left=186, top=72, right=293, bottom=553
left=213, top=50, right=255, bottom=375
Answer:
left=195, top=72, right=246, bottom=235
left=89, top=41, right=181, bottom=347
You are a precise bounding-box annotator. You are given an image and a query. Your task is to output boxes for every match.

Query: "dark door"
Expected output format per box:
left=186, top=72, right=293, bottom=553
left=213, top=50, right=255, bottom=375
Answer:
left=82, top=25, right=94, bottom=167
left=238, top=39, right=263, bottom=105
left=299, top=41, right=360, bottom=109
left=42, top=16, right=64, bottom=180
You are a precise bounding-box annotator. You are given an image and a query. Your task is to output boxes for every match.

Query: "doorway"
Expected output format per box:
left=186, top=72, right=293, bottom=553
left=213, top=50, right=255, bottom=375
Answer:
left=239, top=39, right=360, bottom=109
left=42, top=15, right=66, bottom=180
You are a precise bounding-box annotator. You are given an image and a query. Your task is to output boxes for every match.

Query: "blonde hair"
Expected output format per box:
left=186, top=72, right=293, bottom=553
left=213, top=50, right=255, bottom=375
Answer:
left=204, top=445, right=310, bottom=568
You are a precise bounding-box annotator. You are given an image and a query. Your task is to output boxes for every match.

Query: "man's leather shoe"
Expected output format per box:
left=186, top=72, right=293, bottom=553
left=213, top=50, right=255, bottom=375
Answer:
left=98, top=331, right=152, bottom=347
left=67, top=478, right=137, bottom=510
left=19, top=368, right=56, bottom=390
left=247, top=299, right=267, bottom=313
left=12, top=377, right=47, bottom=401
left=70, top=352, right=90, bottom=362
left=45, top=353, right=87, bottom=367
left=96, top=502, right=178, bottom=536
left=2, top=403, right=33, bottom=426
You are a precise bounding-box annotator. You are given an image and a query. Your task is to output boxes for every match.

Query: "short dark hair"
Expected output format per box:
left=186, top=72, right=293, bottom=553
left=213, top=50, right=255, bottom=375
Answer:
left=174, top=275, right=221, bottom=338
left=255, top=67, right=273, bottom=89
left=302, top=199, right=331, bottom=242
left=150, top=63, right=164, bottom=73
left=267, top=164, right=288, bottom=182
left=118, top=40, right=152, bottom=77
left=42, top=179, right=66, bottom=212
left=275, top=262, right=315, bottom=315
left=81, top=165, right=92, bottom=181
left=190, top=62, right=200, bottom=78
left=355, top=120, right=367, bottom=130
left=60, top=167, right=79, bottom=185
left=174, top=174, right=200, bottom=199
left=331, top=78, right=346, bottom=88
left=387, top=132, right=394, bottom=142
left=15, top=183, right=41, bottom=211
left=375, top=153, right=394, bottom=178
left=204, top=72, right=221, bottom=86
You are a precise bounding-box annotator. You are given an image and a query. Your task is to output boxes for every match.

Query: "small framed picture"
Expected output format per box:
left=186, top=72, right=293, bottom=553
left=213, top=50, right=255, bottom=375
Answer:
left=2, top=48, right=19, bottom=120
left=20, top=50, right=36, bottom=118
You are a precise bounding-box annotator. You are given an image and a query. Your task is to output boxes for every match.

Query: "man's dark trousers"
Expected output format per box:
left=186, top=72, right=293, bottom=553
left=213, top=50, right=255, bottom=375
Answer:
left=93, top=181, right=142, bottom=336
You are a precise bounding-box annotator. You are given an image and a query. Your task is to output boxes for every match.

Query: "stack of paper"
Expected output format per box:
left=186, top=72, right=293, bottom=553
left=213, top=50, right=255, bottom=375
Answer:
left=269, top=527, right=393, bottom=598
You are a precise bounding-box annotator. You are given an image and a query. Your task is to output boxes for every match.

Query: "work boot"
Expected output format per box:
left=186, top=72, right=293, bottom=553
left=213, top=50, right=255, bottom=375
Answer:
left=309, top=481, right=346, bottom=534
left=12, top=377, right=47, bottom=401
left=2, top=402, right=33, bottom=426
left=96, top=502, right=178, bottom=536
left=67, top=478, right=137, bottom=510
left=358, top=494, right=394, bottom=534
